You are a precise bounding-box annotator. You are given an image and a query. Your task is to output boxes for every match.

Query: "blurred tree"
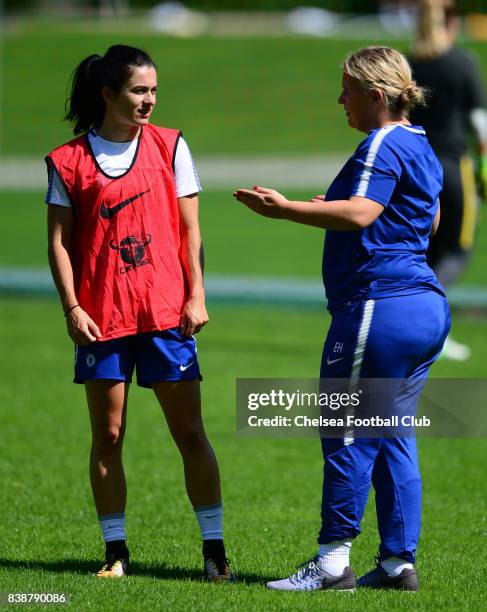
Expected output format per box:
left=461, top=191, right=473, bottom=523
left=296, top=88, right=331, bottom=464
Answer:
left=2, top=0, right=487, bottom=14
left=99, top=0, right=129, bottom=16
left=3, top=0, right=128, bottom=13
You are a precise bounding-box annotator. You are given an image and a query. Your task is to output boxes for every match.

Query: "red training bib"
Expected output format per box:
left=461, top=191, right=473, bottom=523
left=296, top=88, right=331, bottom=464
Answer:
left=46, top=124, right=188, bottom=340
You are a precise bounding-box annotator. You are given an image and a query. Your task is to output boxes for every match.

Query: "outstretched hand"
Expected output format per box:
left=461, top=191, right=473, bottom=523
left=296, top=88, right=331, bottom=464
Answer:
left=233, top=186, right=289, bottom=218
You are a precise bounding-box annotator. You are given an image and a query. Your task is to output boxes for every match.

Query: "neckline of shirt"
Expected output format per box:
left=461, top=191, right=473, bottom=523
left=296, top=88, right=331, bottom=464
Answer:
left=374, top=124, right=426, bottom=135
left=89, top=128, right=139, bottom=147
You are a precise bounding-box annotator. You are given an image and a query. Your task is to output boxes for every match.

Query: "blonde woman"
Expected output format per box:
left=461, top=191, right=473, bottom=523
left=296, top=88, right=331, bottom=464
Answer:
left=235, top=46, right=450, bottom=592
left=410, top=0, right=487, bottom=360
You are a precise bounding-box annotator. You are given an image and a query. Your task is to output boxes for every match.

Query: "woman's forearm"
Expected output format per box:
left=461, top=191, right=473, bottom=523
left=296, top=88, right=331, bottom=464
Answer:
left=177, top=195, right=208, bottom=335
left=281, top=199, right=367, bottom=230
left=178, top=195, right=205, bottom=300
left=181, top=226, right=205, bottom=299
left=234, top=188, right=384, bottom=230
left=48, top=243, right=78, bottom=312
left=47, top=205, right=78, bottom=312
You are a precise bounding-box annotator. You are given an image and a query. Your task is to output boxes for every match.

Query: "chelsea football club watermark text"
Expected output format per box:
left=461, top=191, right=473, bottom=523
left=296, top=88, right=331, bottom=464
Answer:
left=236, top=378, right=487, bottom=438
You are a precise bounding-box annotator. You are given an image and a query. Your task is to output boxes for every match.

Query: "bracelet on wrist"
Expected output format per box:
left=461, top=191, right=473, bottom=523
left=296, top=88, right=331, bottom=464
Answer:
left=64, top=304, right=80, bottom=317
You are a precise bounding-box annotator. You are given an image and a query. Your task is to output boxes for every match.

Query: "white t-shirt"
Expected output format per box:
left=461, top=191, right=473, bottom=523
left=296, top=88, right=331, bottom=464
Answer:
left=45, top=129, right=202, bottom=206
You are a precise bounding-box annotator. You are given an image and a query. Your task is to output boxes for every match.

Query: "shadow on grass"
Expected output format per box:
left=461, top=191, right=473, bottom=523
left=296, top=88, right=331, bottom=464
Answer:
left=0, top=558, right=272, bottom=585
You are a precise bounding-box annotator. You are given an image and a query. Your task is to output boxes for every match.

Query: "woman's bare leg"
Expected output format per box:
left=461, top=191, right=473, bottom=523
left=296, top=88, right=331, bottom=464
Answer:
left=152, top=379, right=220, bottom=506
left=85, top=380, right=129, bottom=515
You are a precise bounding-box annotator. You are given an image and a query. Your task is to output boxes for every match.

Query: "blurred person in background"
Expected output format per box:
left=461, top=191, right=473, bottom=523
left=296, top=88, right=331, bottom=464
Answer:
left=235, top=46, right=449, bottom=593
left=378, top=0, right=416, bottom=34
left=410, top=0, right=487, bottom=361
left=45, top=44, right=233, bottom=582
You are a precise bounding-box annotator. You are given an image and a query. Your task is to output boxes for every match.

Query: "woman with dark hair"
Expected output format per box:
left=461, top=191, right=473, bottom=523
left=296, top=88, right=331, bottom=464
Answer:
left=409, top=0, right=487, bottom=360
left=46, top=44, right=233, bottom=581
left=235, top=46, right=449, bottom=593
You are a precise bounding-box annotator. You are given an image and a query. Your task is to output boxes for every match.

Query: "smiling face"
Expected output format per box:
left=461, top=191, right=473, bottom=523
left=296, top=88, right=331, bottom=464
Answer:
left=102, top=65, right=158, bottom=132
left=338, top=72, right=378, bottom=133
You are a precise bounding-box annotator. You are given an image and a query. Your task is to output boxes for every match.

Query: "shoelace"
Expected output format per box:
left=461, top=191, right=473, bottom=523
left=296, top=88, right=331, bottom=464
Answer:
left=289, top=558, right=323, bottom=586
left=358, top=555, right=381, bottom=585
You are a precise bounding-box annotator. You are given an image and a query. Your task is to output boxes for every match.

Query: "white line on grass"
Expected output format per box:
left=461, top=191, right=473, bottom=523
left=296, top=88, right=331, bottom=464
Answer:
left=0, top=156, right=346, bottom=190
left=1, top=267, right=487, bottom=308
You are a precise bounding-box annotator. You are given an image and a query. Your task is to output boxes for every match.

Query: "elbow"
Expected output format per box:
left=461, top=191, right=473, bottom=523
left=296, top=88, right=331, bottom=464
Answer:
left=47, top=239, right=71, bottom=261
left=47, top=244, right=59, bottom=268
left=47, top=243, right=57, bottom=261
left=349, top=218, right=368, bottom=230
left=331, top=217, right=366, bottom=231
left=348, top=213, right=372, bottom=230
left=345, top=197, right=384, bottom=230
left=348, top=206, right=382, bottom=229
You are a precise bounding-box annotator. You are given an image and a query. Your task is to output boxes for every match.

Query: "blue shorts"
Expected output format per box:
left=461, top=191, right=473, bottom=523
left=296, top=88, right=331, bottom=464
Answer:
left=74, top=328, right=200, bottom=388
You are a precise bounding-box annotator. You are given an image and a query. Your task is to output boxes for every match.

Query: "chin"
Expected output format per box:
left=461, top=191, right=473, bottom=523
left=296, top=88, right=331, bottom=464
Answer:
left=133, top=118, right=150, bottom=127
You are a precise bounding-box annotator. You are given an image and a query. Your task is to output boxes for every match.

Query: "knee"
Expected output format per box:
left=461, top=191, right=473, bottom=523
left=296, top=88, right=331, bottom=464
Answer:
left=93, top=425, right=124, bottom=456
left=173, top=426, right=208, bottom=455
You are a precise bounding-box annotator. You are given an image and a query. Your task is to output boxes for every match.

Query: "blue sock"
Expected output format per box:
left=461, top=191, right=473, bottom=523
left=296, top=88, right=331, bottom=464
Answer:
left=98, top=513, right=126, bottom=543
left=194, top=503, right=223, bottom=540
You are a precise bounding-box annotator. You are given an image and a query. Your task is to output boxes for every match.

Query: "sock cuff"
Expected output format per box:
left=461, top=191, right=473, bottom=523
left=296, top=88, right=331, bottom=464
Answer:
left=98, top=513, right=126, bottom=543
left=381, top=557, right=414, bottom=575
left=320, top=538, right=352, bottom=552
left=194, top=503, right=223, bottom=541
left=193, top=503, right=222, bottom=513
left=98, top=513, right=125, bottom=521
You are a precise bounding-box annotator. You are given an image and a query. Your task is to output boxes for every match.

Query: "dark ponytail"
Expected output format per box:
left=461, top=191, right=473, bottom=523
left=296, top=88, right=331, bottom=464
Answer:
left=65, top=45, right=156, bottom=135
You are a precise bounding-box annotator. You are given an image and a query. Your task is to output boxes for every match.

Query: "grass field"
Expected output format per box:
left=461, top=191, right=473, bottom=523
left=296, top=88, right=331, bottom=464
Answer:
left=1, top=19, right=487, bottom=611
left=1, top=298, right=486, bottom=610
left=3, top=32, right=487, bottom=156
left=1, top=186, right=487, bottom=609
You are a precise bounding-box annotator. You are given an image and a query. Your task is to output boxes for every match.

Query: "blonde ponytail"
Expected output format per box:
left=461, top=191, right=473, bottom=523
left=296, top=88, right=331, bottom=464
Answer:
left=343, top=46, right=425, bottom=116
left=411, top=0, right=453, bottom=60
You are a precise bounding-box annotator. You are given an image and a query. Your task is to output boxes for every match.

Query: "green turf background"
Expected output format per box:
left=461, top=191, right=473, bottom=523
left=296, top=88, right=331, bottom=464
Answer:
left=1, top=23, right=487, bottom=611
left=1, top=299, right=486, bottom=609
left=2, top=190, right=487, bottom=286
left=2, top=33, right=487, bottom=156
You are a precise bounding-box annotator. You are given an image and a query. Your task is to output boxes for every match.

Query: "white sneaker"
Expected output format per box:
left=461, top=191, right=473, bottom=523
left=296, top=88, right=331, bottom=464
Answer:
left=266, top=556, right=356, bottom=592
left=441, top=336, right=471, bottom=361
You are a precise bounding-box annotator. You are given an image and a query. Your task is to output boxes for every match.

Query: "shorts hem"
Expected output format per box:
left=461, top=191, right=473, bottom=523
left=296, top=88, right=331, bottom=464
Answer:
left=73, top=374, right=132, bottom=385
left=137, top=372, right=203, bottom=389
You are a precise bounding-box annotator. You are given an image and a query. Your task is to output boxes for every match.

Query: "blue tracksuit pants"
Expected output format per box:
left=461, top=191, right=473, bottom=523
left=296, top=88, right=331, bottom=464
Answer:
left=318, top=291, right=450, bottom=562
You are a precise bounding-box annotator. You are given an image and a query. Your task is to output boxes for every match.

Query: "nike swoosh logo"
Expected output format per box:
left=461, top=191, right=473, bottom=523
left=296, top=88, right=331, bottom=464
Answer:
left=327, top=357, right=345, bottom=365
left=100, top=189, right=150, bottom=219
left=179, top=362, right=195, bottom=372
